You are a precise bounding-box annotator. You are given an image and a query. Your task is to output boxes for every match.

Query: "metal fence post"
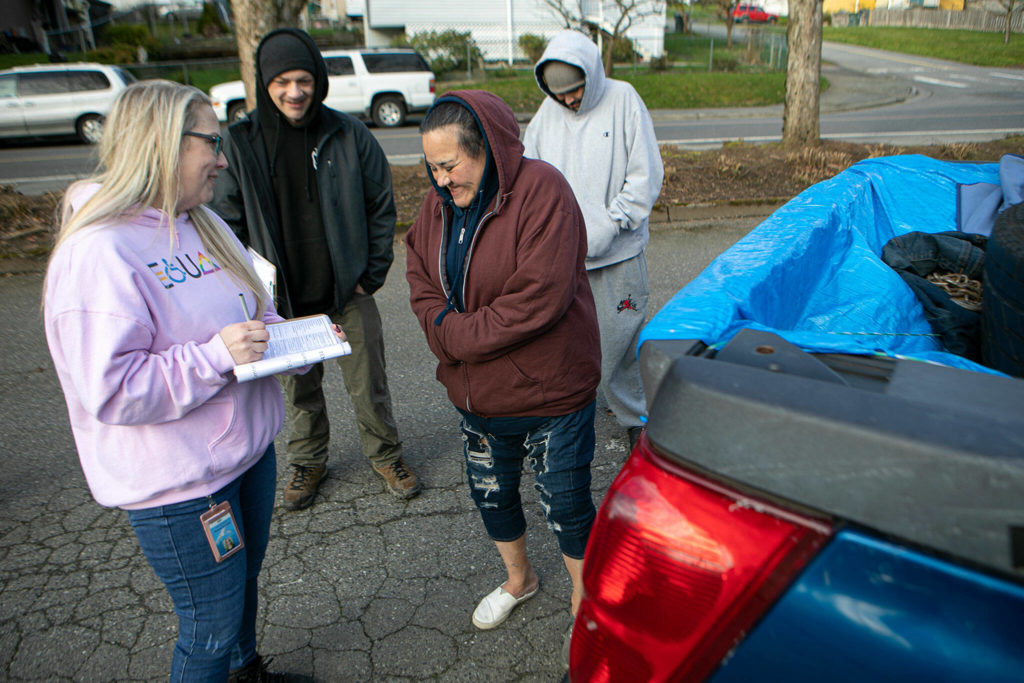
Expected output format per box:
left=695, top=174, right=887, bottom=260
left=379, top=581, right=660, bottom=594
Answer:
left=709, top=38, right=714, bottom=73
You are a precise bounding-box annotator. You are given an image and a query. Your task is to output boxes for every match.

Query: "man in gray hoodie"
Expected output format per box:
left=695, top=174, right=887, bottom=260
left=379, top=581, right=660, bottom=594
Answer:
left=524, top=30, right=664, bottom=446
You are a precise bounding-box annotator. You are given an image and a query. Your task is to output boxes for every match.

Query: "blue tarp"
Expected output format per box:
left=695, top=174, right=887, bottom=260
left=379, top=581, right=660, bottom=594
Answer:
left=640, top=155, right=1004, bottom=374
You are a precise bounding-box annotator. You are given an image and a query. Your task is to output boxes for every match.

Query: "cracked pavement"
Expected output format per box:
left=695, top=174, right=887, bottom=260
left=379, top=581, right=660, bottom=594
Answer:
left=0, top=215, right=771, bottom=681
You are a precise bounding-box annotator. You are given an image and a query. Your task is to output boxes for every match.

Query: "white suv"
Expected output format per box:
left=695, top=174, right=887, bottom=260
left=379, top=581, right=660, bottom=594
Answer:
left=209, top=48, right=436, bottom=128
left=0, top=63, right=137, bottom=144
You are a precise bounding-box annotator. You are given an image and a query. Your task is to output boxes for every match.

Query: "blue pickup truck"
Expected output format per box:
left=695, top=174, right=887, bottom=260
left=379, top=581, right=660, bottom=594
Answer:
left=569, top=156, right=1024, bottom=682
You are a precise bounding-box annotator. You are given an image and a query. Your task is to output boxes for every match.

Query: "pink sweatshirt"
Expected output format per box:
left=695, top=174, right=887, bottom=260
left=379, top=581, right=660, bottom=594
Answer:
left=45, top=187, right=286, bottom=509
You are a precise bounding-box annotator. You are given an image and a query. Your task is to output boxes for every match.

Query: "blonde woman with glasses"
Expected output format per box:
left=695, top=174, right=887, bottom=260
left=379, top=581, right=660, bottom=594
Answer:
left=43, top=80, right=314, bottom=681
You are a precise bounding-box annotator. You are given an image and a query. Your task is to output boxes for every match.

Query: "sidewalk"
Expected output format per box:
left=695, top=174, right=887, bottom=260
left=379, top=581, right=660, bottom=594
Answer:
left=647, top=64, right=917, bottom=121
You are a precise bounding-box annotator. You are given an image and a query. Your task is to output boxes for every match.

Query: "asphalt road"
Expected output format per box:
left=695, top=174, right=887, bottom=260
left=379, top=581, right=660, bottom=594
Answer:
left=657, top=23, right=1024, bottom=149
left=0, top=211, right=769, bottom=681
left=2, top=37, right=1022, bottom=194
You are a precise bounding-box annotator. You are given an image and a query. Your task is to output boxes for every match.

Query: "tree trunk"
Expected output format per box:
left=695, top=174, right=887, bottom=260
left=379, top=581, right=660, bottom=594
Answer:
left=229, top=0, right=307, bottom=112
left=604, top=32, right=615, bottom=75
left=782, top=0, right=823, bottom=148
left=1005, top=0, right=1014, bottom=45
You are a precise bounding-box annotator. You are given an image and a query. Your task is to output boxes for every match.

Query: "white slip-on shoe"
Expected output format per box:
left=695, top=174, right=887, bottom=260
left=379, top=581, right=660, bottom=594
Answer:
left=471, top=584, right=540, bottom=630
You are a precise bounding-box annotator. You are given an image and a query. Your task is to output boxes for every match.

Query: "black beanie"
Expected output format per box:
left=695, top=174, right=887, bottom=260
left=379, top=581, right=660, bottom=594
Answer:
left=259, top=32, right=317, bottom=88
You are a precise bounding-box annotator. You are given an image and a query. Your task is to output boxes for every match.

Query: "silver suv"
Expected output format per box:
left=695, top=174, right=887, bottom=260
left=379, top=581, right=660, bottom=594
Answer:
left=0, top=63, right=137, bottom=144
left=210, top=48, right=436, bottom=128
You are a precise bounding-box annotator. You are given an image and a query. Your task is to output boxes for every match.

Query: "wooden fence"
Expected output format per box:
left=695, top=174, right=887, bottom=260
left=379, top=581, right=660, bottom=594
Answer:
left=865, top=7, right=1023, bottom=33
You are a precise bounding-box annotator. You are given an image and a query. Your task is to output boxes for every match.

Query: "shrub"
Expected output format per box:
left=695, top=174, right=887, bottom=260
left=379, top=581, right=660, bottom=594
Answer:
left=648, top=54, right=671, bottom=71
left=85, top=44, right=138, bottom=64
left=488, top=67, right=524, bottom=79
left=610, top=36, right=637, bottom=63
left=196, top=3, right=229, bottom=37
left=100, top=24, right=151, bottom=47
left=518, top=33, right=547, bottom=63
left=403, top=30, right=482, bottom=75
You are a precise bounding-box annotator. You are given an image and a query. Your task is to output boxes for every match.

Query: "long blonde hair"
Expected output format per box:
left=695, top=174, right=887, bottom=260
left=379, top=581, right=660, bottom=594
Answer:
left=46, top=79, right=267, bottom=316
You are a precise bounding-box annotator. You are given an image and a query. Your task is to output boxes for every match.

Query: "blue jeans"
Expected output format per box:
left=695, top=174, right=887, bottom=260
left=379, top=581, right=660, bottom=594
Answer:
left=458, top=401, right=596, bottom=559
left=127, top=446, right=276, bottom=681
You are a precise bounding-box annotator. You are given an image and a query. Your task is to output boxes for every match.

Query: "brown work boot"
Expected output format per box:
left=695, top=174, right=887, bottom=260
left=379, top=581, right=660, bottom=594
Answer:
left=372, top=458, right=422, bottom=499
left=282, top=464, right=327, bottom=510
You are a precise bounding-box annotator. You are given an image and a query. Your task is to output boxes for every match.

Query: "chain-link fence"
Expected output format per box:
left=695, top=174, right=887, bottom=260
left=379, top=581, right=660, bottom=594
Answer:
left=124, top=57, right=240, bottom=92
left=401, top=20, right=786, bottom=80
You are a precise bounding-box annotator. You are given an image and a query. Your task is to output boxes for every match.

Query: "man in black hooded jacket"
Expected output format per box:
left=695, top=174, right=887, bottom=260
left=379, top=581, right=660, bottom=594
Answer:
left=210, top=28, right=420, bottom=509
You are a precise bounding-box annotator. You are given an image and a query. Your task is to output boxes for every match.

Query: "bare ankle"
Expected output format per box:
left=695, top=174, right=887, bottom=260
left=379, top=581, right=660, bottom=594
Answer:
left=503, top=573, right=539, bottom=598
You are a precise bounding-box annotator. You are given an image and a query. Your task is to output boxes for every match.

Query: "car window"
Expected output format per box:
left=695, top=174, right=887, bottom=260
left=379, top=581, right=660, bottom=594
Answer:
left=112, top=67, right=137, bottom=86
left=325, top=57, right=355, bottom=76
left=67, top=70, right=111, bottom=92
left=0, top=74, right=15, bottom=98
left=362, top=53, right=429, bottom=73
left=18, top=71, right=69, bottom=96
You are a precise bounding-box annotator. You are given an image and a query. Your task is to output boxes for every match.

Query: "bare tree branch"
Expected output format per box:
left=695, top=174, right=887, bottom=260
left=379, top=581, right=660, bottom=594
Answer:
left=544, top=0, right=663, bottom=74
left=542, top=0, right=590, bottom=30
left=707, top=0, right=739, bottom=47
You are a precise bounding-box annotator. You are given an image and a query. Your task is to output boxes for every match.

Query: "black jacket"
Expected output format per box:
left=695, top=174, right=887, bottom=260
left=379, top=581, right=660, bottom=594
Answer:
left=209, top=29, right=395, bottom=318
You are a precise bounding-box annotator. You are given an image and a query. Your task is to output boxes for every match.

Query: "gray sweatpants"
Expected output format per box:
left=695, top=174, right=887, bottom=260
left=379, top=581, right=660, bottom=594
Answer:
left=586, top=253, right=649, bottom=428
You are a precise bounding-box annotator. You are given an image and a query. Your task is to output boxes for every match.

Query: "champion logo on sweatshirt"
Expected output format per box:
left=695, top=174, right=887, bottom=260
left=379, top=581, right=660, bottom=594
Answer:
left=147, top=251, right=222, bottom=289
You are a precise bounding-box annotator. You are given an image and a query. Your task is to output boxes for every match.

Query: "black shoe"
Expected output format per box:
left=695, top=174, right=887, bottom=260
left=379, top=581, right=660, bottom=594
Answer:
left=227, top=655, right=307, bottom=682
left=627, top=426, right=643, bottom=449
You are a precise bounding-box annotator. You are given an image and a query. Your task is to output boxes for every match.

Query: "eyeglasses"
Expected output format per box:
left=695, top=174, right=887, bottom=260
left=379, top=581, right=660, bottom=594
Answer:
left=183, top=131, right=223, bottom=156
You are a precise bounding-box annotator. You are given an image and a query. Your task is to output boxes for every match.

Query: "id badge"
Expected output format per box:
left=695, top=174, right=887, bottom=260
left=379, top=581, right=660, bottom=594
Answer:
left=200, top=501, right=244, bottom=563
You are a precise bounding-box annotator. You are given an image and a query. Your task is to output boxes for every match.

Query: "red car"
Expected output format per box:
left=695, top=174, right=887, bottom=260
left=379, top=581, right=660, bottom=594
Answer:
left=732, top=4, right=779, bottom=22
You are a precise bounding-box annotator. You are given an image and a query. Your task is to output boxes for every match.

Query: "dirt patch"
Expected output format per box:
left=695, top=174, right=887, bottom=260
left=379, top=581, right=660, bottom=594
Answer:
left=4, top=136, right=1023, bottom=273
left=388, top=137, right=1024, bottom=228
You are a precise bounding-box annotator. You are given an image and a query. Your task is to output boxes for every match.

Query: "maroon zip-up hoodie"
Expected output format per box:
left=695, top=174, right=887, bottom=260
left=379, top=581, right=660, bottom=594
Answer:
left=406, top=89, right=600, bottom=417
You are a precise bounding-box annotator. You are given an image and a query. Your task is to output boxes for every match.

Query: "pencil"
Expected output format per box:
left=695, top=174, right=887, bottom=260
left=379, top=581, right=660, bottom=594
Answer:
left=239, top=293, right=250, bottom=321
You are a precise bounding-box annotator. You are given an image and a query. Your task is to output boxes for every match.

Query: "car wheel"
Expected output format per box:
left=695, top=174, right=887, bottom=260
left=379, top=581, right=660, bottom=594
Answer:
left=76, top=114, right=104, bottom=144
left=227, top=101, right=248, bottom=123
left=372, top=96, right=406, bottom=128
left=981, top=201, right=1024, bottom=377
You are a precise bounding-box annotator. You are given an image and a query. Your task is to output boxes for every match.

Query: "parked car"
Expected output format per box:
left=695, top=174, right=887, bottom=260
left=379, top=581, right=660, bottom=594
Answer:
left=568, top=156, right=1024, bottom=681
left=731, top=3, right=779, bottom=23
left=209, top=47, right=436, bottom=128
left=0, top=62, right=136, bottom=144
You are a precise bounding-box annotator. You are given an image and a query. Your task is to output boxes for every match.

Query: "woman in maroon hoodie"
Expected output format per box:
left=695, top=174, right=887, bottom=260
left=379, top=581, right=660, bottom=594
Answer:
left=406, top=90, right=601, bottom=638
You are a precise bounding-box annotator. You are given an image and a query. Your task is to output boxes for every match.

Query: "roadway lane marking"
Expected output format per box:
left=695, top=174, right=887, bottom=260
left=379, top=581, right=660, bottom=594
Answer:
left=388, top=153, right=424, bottom=166
left=913, top=75, right=969, bottom=88
left=992, top=72, right=1024, bottom=82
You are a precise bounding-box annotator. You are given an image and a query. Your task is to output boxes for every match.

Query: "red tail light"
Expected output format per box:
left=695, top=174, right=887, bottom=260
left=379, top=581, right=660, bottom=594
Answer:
left=571, top=434, right=832, bottom=682
left=430, top=77, right=436, bottom=94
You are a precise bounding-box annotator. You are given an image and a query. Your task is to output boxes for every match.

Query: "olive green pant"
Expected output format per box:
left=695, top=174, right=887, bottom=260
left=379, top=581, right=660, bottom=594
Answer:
left=279, top=293, right=402, bottom=469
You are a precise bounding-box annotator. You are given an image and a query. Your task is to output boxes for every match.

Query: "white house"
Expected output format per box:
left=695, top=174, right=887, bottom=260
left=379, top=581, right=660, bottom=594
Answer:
left=355, top=0, right=666, bottom=64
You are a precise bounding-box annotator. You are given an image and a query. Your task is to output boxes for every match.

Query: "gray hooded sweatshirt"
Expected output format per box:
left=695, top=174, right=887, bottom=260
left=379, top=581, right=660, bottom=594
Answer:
left=524, top=30, right=664, bottom=270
